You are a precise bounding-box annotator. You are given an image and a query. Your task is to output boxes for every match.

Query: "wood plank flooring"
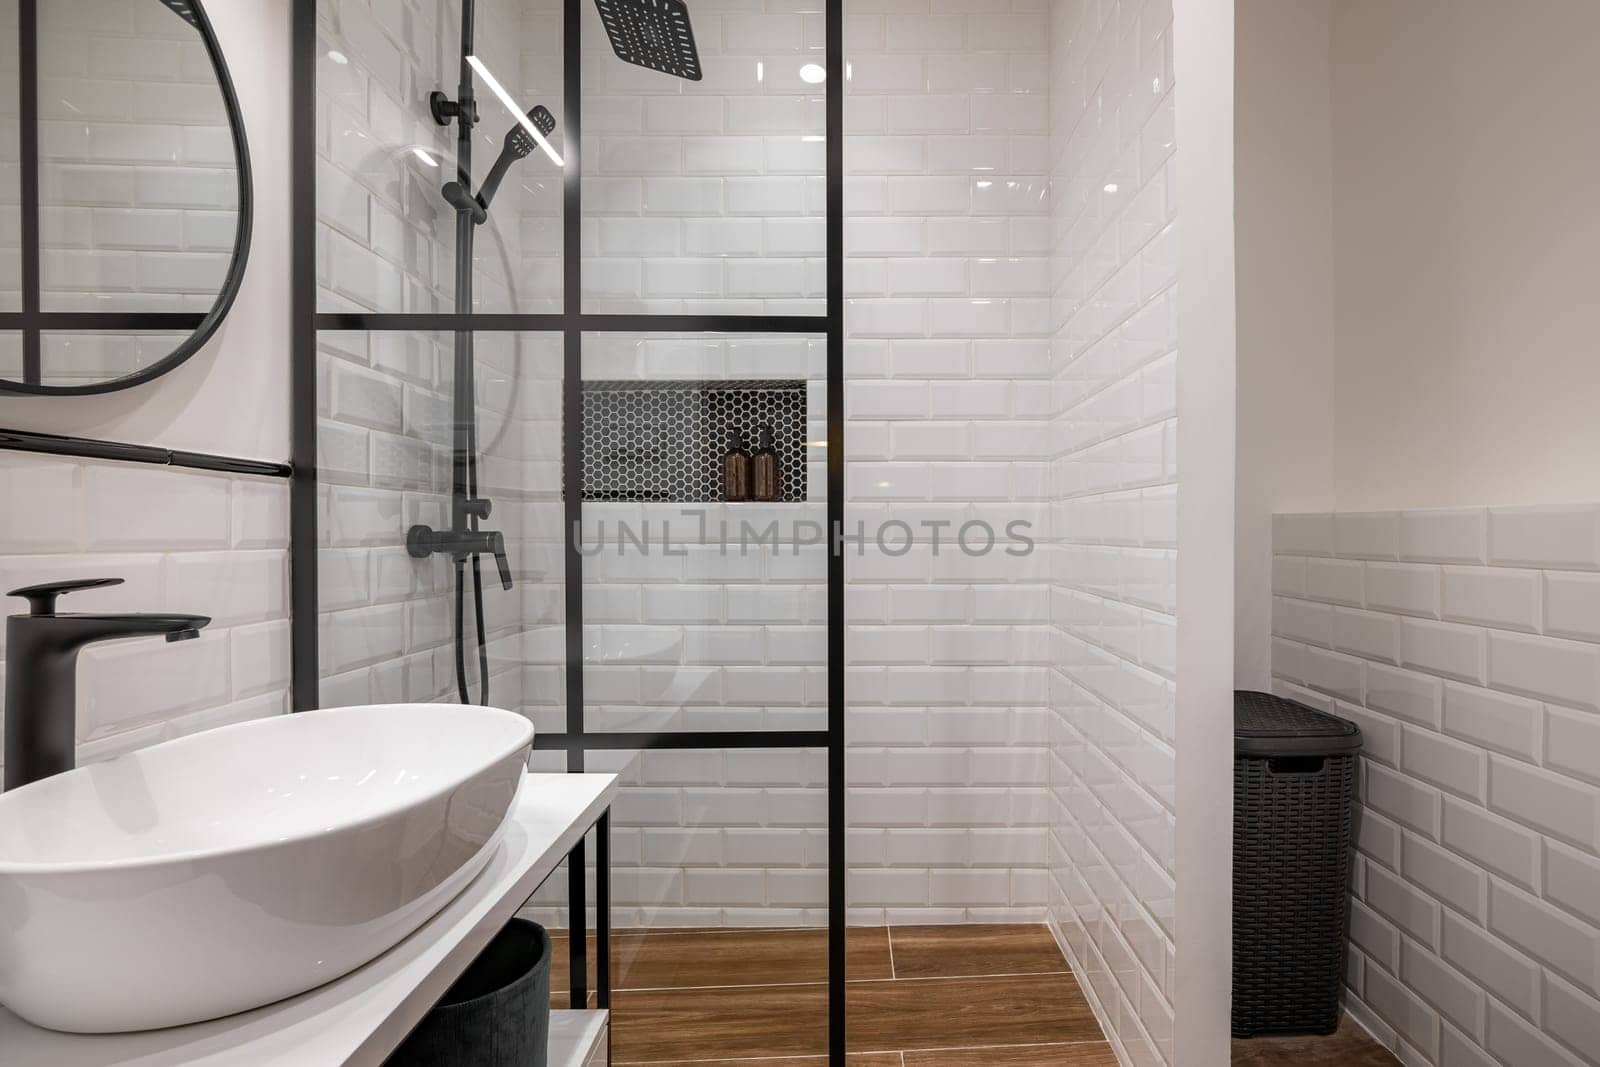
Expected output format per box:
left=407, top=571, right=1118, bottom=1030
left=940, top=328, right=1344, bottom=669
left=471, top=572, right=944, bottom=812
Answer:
left=1231, top=1015, right=1402, bottom=1066
left=546, top=923, right=1400, bottom=1065
left=551, top=923, right=1116, bottom=1064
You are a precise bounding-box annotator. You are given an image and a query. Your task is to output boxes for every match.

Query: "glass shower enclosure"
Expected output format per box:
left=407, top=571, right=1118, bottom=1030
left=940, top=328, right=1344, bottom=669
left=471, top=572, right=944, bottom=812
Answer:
left=300, top=0, right=844, bottom=1058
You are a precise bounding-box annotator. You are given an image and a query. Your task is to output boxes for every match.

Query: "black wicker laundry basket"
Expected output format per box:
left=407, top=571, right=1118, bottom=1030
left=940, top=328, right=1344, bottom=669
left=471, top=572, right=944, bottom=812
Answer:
left=1232, top=691, right=1362, bottom=1038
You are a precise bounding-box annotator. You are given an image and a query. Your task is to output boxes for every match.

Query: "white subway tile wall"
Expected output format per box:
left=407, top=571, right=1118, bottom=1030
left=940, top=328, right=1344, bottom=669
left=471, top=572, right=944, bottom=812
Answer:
left=314, top=0, right=565, bottom=713
left=843, top=0, right=1055, bottom=930
left=317, top=329, right=558, bottom=713
left=519, top=334, right=828, bottom=927
left=22, top=1, right=241, bottom=385
left=317, top=0, right=561, bottom=314
left=0, top=454, right=290, bottom=780
left=33, top=1, right=239, bottom=306
left=35, top=332, right=197, bottom=386
left=579, top=0, right=825, bottom=316
left=1274, top=506, right=1600, bottom=1067
left=519, top=746, right=831, bottom=931
left=1044, top=0, right=1178, bottom=1064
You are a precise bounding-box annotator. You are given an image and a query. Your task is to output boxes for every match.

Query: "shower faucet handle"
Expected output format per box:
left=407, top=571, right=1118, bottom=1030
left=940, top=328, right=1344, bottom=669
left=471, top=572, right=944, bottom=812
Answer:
left=405, top=526, right=514, bottom=592
left=488, top=532, right=513, bottom=591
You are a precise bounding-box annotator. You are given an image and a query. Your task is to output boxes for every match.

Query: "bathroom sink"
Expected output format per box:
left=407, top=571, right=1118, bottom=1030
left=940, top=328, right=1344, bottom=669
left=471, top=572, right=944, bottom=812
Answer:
left=0, top=703, right=534, bottom=1034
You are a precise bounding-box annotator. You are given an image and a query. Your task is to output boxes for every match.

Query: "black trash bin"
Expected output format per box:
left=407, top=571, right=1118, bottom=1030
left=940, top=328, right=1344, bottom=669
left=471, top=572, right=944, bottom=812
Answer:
left=388, top=919, right=552, bottom=1067
left=1232, top=690, right=1363, bottom=1038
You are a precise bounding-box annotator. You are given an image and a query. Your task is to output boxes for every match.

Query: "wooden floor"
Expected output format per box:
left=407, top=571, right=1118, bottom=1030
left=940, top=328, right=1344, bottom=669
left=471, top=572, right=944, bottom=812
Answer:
left=550, top=924, right=1118, bottom=1064
left=549, top=923, right=1401, bottom=1065
left=1231, top=1015, right=1401, bottom=1066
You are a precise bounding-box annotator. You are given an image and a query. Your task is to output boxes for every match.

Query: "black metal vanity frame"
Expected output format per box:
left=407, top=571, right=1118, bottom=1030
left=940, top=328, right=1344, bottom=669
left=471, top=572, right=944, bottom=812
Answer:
left=0, top=0, right=254, bottom=396
left=0, top=0, right=846, bottom=1058
left=559, top=807, right=613, bottom=1017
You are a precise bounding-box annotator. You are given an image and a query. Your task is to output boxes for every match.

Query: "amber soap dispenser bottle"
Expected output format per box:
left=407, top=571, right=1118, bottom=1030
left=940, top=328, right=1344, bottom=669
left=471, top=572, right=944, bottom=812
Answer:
left=722, top=428, right=752, bottom=502
left=752, top=424, right=779, bottom=502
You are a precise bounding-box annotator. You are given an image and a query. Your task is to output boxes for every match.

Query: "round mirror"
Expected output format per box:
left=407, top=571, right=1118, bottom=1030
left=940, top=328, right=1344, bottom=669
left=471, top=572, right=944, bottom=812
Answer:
left=0, top=0, right=252, bottom=395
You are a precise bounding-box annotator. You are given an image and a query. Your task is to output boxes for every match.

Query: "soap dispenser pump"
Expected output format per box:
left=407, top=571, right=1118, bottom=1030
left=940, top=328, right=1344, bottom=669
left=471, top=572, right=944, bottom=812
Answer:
left=722, top=428, right=752, bottom=502
left=752, top=424, right=779, bottom=502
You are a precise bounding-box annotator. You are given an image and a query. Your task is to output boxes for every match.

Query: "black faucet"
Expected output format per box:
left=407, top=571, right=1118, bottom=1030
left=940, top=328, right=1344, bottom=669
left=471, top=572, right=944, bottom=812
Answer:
left=406, top=518, right=515, bottom=590
left=3, top=578, right=210, bottom=792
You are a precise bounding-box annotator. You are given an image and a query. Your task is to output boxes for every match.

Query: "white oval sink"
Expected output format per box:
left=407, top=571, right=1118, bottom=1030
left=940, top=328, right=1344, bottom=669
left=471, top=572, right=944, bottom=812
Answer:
left=0, top=703, right=533, bottom=1034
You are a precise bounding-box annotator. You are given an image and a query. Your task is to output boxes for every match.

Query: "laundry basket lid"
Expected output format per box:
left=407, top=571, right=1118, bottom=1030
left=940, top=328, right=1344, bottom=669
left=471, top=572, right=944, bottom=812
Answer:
left=1234, top=691, right=1363, bottom=757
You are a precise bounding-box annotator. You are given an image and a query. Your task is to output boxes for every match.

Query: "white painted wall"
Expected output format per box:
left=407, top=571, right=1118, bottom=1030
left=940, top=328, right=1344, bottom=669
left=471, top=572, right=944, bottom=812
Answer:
left=1329, top=0, right=1600, bottom=514
left=1233, top=0, right=1334, bottom=690
left=1236, top=0, right=1600, bottom=546
left=1169, top=0, right=1235, bottom=1061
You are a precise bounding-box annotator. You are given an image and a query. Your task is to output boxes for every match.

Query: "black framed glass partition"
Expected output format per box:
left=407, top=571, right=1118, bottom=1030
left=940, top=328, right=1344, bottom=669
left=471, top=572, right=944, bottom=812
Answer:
left=293, top=0, right=845, bottom=1058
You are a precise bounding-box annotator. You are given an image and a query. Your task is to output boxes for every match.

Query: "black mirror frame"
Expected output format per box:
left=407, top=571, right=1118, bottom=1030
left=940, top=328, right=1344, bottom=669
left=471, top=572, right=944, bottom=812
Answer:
left=0, top=0, right=254, bottom=397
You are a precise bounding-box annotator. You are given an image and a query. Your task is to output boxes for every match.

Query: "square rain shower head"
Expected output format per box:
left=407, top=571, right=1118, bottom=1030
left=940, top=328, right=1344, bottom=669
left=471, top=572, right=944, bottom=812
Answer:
left=595, top=0, right=703, bottom=82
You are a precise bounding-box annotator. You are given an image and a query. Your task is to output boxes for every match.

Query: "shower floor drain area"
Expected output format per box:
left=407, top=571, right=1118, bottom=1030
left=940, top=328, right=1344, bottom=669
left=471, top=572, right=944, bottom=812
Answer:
left=577, top=380, right=807, bottom=503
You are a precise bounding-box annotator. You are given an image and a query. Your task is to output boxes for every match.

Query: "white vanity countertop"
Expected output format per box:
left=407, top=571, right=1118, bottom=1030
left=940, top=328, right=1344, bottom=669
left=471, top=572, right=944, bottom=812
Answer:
left=0, top=772, right=618, bottom=1066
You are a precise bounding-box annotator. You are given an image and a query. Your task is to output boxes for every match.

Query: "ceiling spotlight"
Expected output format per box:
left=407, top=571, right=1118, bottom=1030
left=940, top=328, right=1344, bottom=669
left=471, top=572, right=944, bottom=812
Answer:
left=800, top=63, right=827, bottom=84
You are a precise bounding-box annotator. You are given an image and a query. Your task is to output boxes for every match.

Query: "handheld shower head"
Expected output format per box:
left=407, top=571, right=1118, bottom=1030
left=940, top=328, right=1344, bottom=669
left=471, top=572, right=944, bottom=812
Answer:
left=504, top=106, right=557, bottom=161
left=446, top=105, right=558, bottom=224
left=473, top=105, right=558, bottom=218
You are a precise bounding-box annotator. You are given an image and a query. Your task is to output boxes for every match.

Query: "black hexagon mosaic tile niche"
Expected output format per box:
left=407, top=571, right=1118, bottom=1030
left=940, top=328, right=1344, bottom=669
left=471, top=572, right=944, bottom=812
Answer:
left=577, top=380, right=808, bottom=502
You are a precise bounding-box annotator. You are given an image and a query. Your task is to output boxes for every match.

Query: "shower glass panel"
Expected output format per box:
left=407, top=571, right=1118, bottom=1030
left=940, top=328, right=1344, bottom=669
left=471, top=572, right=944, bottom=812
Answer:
left=316, top=329, right=562, bottom=708
left=315, top=0, right=564, bottom=315
left=308, top=0, right=840, bottom=1056
left=582, top=331, right=827, bottom=736
left=580, top=0, right=825, bottom=317
left=521, top=746, right=830, bottom=1059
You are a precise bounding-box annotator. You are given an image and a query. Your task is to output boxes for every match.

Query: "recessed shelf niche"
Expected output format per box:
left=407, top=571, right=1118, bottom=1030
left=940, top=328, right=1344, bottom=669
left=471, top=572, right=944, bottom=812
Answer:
left=578, top=380, right=807, bottom=503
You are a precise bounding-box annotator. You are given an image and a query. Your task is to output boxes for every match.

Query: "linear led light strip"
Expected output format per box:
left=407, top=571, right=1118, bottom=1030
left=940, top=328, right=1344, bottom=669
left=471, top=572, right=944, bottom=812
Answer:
left=466, top=55, right=564, bottom=168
